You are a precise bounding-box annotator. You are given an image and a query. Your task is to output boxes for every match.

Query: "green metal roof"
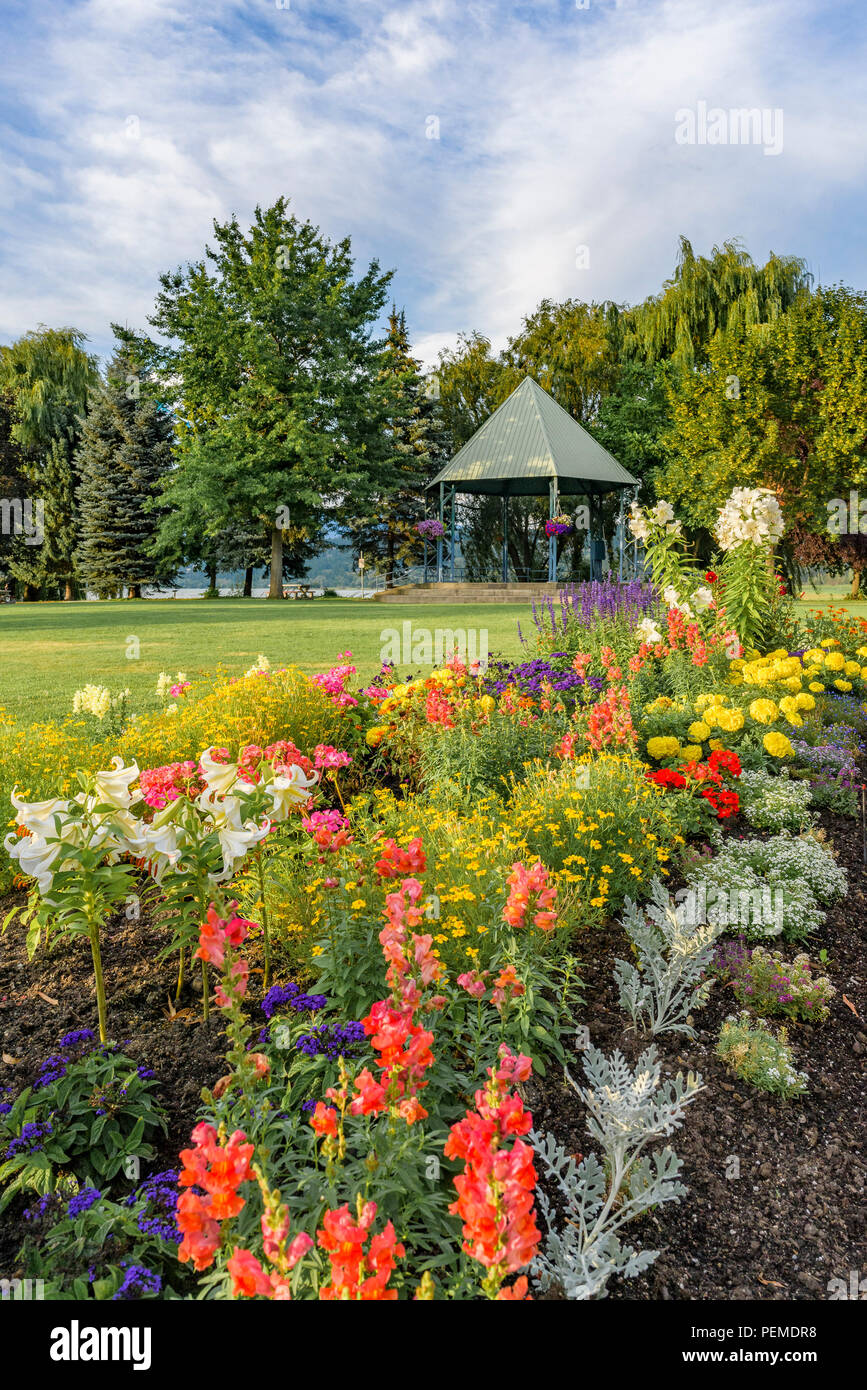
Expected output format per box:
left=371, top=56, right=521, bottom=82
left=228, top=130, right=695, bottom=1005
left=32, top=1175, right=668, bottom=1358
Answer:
left=427, top=376, right=638, bottom=497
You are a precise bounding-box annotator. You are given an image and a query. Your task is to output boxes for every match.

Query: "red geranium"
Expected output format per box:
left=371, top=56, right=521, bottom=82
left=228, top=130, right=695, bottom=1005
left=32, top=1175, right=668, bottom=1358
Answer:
left=646, top=768, right=687, bottom=790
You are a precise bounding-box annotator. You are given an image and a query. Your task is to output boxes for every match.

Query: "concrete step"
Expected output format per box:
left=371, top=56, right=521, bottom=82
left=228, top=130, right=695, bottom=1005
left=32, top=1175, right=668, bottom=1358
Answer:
left=373, top=582, right=561, bottom=604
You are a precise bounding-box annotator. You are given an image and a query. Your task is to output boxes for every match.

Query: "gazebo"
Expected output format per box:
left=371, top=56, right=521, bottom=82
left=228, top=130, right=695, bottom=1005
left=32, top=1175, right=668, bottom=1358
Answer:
left=426, top=376, right=638, bottom=583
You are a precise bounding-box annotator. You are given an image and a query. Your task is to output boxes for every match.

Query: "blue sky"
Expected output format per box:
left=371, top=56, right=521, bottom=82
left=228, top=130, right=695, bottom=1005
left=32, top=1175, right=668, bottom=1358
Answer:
left=0, top=0, right=865, bottom=367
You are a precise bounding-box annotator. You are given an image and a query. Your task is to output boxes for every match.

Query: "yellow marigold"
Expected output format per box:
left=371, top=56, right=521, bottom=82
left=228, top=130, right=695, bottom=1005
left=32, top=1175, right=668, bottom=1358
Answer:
left=783, top=676, right=803, bottom=692
left=823, top=652, right=845, bottom=671
left=819, top=638, right=838, bottom=647
left=365, top=726, right=387, bottom=748
left=716, top=708, right=744, bottom=732
left=834, top=679, right=853, bottom=692
left=804, top=648, right=825, bottom=664
left=681, top=745, right=702, bottom=763
left=794, top=693, right=815, bottom=710
left=749, top=698, right=779, bottom=725
left=844, top=661, right=861, bottom=677
left=694, top=693, right=715, bottom=713
left=857, top=646, right=867, bottom=658
left=763, top=731, right=793, bottom=758
left=708, top=738, right=724, bottom=751
left=646, top=736, right=680, bottom=761
left=808, top=681, right=825, bottom=693
left=687, top=721, right=711, bottom=741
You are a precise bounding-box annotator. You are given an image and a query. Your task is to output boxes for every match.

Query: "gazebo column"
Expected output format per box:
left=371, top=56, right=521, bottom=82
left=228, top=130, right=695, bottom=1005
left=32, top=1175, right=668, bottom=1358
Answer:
left=548, top=480, right=557, bottom=583
left=449, top=485, right=456, bottom=582
left=437, top=482, right=444, bottom=582
left=589, top=493, right=601, bottom=580
left=501, top=493, right=509, bottom=582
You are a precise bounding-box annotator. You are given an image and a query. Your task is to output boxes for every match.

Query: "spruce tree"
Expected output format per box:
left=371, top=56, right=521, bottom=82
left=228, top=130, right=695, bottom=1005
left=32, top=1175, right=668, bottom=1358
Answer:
left=346, top=307, right=448, bottom=588
left=75, top=347, right=175, bottom=597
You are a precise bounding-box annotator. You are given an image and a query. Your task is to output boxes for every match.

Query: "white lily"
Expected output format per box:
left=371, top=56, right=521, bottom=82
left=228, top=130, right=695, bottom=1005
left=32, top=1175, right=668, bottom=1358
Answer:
left=199, top=747, right=241, bottom=796
left=139, top=820, right=186, bottom=881
left=692, top=586, right=714, bottom=612
left=213, top=817, right=270, bottom=882
left=94, top=757, right=142, bottom=810
left=10, top=789, right=72, bottom=837
left=4, top=830, right=67, bottom=896
left=265, top=764, right=319, bottom=822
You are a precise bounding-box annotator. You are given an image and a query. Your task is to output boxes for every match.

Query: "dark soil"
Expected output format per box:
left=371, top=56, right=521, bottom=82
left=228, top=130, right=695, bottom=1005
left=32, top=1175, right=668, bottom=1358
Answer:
left=528, top=808, right=867, bottom=1300
left=1, top=809, right=864, bottom=1299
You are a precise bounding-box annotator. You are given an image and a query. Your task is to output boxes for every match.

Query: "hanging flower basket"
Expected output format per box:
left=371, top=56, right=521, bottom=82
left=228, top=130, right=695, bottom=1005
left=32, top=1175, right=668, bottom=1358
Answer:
left=416, top=519, right=445, bottom=538
left=545, top=517, right=574, bottom=538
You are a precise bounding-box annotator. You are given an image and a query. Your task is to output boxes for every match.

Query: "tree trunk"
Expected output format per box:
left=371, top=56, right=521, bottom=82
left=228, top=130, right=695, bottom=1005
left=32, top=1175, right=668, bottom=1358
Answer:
left=850, top=565, right=862, bottom=599
left=243, top=566, right=254, bottom=598
left=24, top=583, right=38, bottom=601
left=63, top=579, right=74, bottom=601
left=128, top=583, right=141, bottom=599
left=268, top=526, right=283, bottom=599
left=207, top=561, right=217, bottom=592
left=386, top=528, right=395, bottom=589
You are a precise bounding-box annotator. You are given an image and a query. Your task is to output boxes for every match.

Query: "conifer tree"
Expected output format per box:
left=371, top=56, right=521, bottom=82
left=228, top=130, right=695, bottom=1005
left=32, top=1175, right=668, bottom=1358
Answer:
left=346, top=307, right=448, bottom=588
left=75, top=347, right=175, bottom=597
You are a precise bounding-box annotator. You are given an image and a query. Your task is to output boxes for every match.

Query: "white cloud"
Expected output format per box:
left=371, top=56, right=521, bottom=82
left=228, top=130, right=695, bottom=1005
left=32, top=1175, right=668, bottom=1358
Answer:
left=0, top=0, right=863, bottom=360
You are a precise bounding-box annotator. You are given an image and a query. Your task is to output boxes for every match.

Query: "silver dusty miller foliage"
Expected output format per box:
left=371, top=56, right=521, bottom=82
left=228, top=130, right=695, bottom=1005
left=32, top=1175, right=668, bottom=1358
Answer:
left=531, top=1045, right=704, bottom=1300
left=614, top=877, right=724, bottom=1036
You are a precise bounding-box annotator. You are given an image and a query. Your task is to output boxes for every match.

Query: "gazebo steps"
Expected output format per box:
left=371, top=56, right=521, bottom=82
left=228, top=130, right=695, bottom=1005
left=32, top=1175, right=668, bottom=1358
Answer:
left=372, top=582, right=561, bottom=604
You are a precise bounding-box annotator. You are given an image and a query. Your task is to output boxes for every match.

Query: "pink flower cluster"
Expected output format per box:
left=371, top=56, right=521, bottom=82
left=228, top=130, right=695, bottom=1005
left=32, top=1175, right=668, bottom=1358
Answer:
left=233, top=740, right=314, bottom=785
left=311, top=652, right=358, bottom=708
left=503, top=860, right=558, bottom=932
left=139, top=760, right=205, bottom=809
left=314, top=744, right=352, bottom=770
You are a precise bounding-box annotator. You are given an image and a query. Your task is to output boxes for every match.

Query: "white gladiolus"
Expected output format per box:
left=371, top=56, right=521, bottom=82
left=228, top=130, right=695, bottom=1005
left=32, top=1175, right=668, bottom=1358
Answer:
left=637, top=617, right=663, bottom=645
left=650, top=500, right=675, bottom=526
left=627, top=504, right=649, bottom=541
left=714, top=487, right=784, bottom=552
left=245, top=654, right=271, bottom=677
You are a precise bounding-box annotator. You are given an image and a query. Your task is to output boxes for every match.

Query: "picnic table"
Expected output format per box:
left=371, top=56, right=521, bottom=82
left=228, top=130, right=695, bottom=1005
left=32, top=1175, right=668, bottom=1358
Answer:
left=282, top=583, right=315, bottom=600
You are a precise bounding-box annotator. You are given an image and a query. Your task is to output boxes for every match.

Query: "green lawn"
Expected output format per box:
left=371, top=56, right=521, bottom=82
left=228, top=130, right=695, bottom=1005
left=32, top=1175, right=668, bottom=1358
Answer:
left=0, top=598, right=530, bottom=725
left=1, top=591, right=864, bottom=729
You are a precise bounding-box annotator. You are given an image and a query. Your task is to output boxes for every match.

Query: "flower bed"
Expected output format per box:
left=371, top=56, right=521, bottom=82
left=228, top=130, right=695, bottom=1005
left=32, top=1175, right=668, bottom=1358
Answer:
left=1, top=492, right=866, bottom=1304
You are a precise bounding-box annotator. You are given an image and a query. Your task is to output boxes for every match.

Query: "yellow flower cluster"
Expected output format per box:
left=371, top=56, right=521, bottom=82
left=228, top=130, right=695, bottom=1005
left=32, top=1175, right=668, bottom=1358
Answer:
left=732, top=642, right=867, bottom=698
left=0, top=666, right=353, bottom=863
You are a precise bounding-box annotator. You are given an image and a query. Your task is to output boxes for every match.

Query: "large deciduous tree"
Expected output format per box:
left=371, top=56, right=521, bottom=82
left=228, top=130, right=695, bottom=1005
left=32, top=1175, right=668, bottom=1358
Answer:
left=141, top=198, right=392, bottom=598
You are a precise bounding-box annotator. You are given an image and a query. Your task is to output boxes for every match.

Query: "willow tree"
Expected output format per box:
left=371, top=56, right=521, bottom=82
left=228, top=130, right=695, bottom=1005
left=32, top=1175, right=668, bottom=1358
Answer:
left=0, top=327, right=98, bottom=598
left=657, top=285, right=867, bottom=572
left=624, top=236, right=811, bottom=369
